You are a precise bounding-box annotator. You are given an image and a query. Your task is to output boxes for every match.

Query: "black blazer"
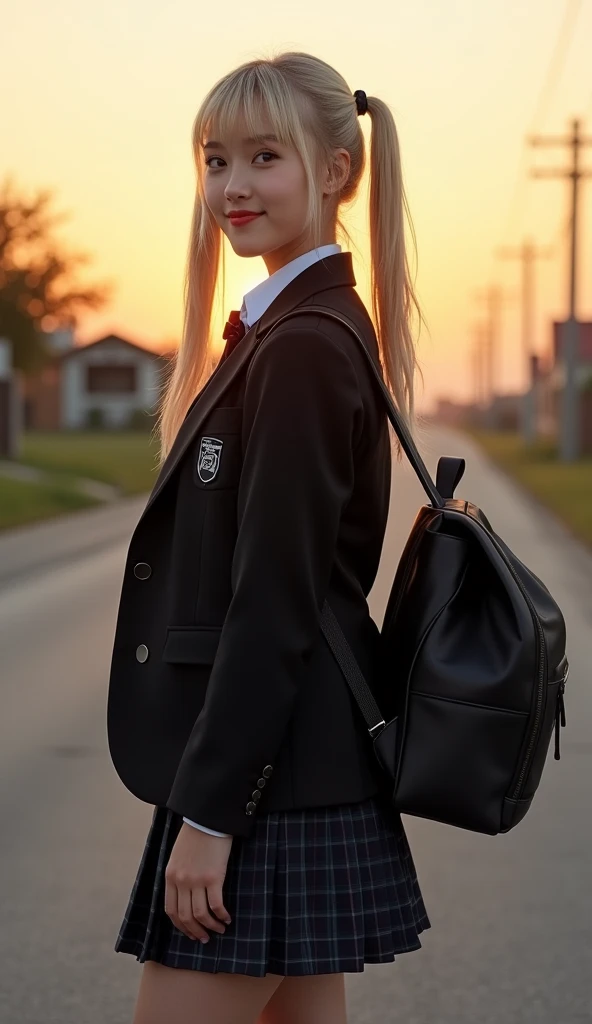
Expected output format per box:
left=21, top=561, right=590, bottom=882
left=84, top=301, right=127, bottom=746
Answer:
left=107, top=251, right=393, bottom=838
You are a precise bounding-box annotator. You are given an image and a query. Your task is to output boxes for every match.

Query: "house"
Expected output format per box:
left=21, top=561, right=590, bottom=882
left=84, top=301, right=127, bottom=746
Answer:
left=60, top=334, right=171, bottom=429
left=22, top=332, right=173, bottom=430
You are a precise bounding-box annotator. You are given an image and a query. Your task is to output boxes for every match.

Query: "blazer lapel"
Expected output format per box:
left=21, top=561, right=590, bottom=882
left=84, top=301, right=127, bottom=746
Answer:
left=139, top=251, right=356, bottom=522
left=139, top=319, right=261, bottom=521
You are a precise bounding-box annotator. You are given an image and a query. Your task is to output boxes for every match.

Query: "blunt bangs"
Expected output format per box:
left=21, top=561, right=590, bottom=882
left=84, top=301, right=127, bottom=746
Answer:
left=196, top=65, right=313, bottom=158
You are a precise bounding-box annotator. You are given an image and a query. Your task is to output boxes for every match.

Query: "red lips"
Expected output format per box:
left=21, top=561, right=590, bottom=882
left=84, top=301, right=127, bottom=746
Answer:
left=228, top=211, right=263, bottom=225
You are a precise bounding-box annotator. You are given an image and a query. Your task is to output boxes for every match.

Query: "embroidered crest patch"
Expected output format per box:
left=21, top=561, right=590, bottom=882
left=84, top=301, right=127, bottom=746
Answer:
left=197, top=436, right=223, bottom=483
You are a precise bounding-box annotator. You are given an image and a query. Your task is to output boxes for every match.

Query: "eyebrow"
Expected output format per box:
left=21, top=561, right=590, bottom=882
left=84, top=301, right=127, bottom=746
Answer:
left=202, top=134, right=280, bottom=150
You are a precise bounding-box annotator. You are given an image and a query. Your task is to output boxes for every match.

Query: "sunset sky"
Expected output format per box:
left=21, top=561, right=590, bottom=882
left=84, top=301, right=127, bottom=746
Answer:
left=3, top=0, right=592, bottom=413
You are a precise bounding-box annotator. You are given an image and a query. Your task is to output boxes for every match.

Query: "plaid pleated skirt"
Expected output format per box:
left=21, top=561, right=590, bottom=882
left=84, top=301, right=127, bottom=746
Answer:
left=115, top=791, right=430, bottom=977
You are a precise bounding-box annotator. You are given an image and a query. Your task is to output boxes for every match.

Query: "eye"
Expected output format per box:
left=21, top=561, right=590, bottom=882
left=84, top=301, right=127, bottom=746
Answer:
left=253, top=151, right=278, bottom=163
left=205, top=150, right=278, bottom=169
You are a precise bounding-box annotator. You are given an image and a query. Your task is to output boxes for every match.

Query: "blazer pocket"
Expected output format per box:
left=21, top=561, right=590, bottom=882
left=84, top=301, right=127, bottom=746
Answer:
left=162, top=626, right=222, bottom=664
left=193, top=406, right=243, bottom=491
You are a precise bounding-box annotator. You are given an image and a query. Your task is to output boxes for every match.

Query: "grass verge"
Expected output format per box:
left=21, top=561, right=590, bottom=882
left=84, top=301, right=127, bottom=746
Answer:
left=466, top=429, right=592, bottom=548
left=0, top=476, right=100, bottom=532
left=20, top=431, right=161, bottom=496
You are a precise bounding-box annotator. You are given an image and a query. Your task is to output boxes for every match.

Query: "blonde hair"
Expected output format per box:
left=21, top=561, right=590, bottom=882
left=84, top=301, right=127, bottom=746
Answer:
left=156, top=50, right=426, bottom=465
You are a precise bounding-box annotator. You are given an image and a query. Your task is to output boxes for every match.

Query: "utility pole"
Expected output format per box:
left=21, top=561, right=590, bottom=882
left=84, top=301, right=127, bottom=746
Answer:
left=470, top=323, right=485, bottom=417
left=529, top=117, right=592, bottom=461
left=473, top=287, right=511, bottom=429
left=496, top=238, right=552, bottom=446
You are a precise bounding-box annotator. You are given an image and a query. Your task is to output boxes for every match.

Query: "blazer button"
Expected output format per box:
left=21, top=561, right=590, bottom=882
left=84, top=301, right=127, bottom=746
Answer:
left=251, top=790, right=261, bottom=803
left=245, top=801, right=258, bottom=814
left=256, top=778, right=266, bottom=788
left=262, top=765, right=273, bottom=778
left=136, top=644, right=149, bottom=663
left=133, top=562, right=152, bottom=580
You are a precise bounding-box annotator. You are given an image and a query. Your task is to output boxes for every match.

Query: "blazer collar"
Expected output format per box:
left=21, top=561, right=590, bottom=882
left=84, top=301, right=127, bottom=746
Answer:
left=255, top=249, right=354, bottom=337
left=139, top=251, right=355, bottom=521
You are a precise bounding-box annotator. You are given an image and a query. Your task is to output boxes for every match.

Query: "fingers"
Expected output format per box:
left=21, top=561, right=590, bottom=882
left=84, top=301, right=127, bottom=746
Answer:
left=164, top=879, right=206, bottom=942
left=204, top=884, right=232, bottom=926
left=191, top=885, right=228, bottom=934
left=163, top=829, right=233, bottom=942
left=164, top=876, right=230, bottom=942
left=177, top=887, right=204, bottom=941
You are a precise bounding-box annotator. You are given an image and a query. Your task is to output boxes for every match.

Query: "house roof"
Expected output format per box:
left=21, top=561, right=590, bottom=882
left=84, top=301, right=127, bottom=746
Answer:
left=59, top=333, right=172, bottom=363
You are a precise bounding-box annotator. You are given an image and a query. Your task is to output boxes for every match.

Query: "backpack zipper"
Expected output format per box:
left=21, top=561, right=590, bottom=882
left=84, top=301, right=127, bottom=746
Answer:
left=553, top=662, right=569, bottom=761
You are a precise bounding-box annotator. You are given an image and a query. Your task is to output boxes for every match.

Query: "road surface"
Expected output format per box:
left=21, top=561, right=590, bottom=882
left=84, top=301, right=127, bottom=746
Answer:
left=0, top=425, right=590, bottom=1023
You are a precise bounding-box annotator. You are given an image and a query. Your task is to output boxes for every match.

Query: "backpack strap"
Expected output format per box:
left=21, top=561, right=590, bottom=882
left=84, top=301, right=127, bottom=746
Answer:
left=258, top=303, right=447, bottom=510
left=256, top=302, right=458, bottom=737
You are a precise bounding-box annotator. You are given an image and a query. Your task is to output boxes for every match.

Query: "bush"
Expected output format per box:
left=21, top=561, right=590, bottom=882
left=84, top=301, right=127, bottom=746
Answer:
left=127, top=407, right=157, bottom=431
left=86, top=407, right=106, bottom=430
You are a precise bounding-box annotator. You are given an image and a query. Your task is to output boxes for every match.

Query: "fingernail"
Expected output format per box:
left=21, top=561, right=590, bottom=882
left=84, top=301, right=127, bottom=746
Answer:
left=200, top=936, right=209, bottom=944
left=224, top=918, right=231, bottom=925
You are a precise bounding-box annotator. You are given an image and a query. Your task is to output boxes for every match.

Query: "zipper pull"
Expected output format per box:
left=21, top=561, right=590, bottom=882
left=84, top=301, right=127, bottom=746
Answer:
left=554, top=671, right=568, bottom=761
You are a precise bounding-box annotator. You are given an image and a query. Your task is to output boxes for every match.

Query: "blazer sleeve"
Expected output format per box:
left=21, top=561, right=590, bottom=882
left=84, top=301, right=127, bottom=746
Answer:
left=165, top=324, right=364, bottom=837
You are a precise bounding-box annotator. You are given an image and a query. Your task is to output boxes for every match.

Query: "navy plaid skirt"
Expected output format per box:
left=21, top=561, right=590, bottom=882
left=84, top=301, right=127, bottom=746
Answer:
left=115, top=792, right=430, bottom=977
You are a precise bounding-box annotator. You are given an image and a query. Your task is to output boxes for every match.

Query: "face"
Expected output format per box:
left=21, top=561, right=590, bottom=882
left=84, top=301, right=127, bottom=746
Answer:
left=201, top=117, right=338, bottom=275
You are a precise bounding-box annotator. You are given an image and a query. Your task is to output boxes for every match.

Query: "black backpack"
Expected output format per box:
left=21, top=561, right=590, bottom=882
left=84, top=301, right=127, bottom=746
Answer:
left=264, top=304, right=569, bottom=835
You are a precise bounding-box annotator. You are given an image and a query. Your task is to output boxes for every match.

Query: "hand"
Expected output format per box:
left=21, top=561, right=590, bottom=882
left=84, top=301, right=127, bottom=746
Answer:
left=164, top=823, right=233, bottom=942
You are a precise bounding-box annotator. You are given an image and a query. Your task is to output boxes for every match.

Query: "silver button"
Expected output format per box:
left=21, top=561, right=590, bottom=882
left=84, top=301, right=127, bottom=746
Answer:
left=136, top=644, right=149, bottom=663
left=256, top=778, right=266, bottom=788
left=262, top=765, right=273, bottom=778
left=133, top=562, right=152, bottom=580
left=251, top=790, right=261, bottom=803
left=245, top=801, right=257, bottom=814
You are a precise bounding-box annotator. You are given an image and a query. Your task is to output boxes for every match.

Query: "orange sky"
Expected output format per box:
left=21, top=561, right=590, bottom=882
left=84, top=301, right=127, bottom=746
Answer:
left=2, top=0, right=592, bottom=413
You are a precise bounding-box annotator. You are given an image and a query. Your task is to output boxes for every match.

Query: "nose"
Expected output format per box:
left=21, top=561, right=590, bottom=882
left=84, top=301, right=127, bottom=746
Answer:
left=224, top=185, right=250, bottom=202
left=224, top=171, right=252, bottom=202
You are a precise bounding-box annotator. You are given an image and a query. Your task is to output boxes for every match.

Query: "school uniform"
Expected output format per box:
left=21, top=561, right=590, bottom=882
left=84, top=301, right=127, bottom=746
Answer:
left=111, top=246, right=430, bottom=976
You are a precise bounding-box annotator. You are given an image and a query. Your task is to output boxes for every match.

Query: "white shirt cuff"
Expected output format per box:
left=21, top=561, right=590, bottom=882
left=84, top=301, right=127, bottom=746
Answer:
left=183, top=816, right=232, bottom=837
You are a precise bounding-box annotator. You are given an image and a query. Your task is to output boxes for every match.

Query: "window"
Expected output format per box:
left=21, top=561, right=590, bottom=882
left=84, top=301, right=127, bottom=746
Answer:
left=87, top=364, right=136, bottom=393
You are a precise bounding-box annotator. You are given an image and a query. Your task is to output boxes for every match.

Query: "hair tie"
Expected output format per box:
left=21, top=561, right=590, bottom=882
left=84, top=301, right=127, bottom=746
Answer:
left=353, top=90, right=368, bottom=116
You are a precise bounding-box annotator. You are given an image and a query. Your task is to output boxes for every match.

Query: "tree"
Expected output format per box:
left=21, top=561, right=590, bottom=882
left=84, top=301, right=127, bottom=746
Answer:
left=0, top=175, right=114, bottom=375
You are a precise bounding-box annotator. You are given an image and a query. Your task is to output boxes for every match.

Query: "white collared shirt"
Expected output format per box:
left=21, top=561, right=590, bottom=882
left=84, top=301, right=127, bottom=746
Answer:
left=183, top=242, right=342, bottom=839
left=240, top=242, right=341, bottom=329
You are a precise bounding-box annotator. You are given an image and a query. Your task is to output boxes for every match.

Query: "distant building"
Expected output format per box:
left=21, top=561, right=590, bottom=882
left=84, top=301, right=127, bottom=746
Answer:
left=22, top=332, right=173, bottom=430
left=432, top=398, right=475, bottom=426
left=432, top=393, right=523, bottom=431
left=489, top=392, right=522, bottom=431
left=551, top=320, right=592, bottom=377
left=61, top=334, right=170, bottom=429
left=536, top=321, right=592, bottom=442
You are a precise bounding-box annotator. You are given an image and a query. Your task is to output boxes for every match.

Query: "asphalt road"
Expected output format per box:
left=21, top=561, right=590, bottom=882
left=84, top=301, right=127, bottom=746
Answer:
left=0, top=425, right=590, bottom=1023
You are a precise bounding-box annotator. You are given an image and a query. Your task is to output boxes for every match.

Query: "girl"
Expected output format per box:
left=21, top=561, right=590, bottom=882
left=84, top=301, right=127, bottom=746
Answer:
left=108, top=50, right=430, bottom=1024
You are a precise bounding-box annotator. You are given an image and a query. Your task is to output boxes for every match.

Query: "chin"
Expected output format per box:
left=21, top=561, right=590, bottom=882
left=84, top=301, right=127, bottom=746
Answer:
left=228, top=239, right=269, bottom=258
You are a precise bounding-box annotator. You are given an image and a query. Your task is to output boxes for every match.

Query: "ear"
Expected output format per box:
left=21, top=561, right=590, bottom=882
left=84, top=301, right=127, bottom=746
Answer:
left=323, top=149, right=351, bottom=195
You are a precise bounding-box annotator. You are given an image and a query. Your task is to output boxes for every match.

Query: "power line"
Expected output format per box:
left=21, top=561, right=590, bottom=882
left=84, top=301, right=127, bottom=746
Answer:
left=529, top=0, right=583, bottom=132
left=497, top=0, right=583, bottom=252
